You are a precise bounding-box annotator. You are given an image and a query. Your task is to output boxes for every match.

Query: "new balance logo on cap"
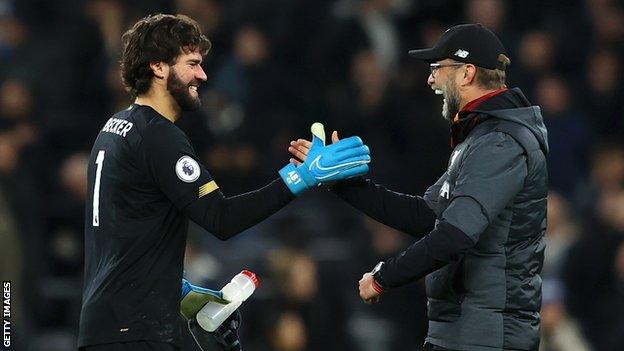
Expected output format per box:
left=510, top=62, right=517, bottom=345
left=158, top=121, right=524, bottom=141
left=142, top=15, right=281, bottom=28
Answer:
left=454, top=49, right=469, bottom=58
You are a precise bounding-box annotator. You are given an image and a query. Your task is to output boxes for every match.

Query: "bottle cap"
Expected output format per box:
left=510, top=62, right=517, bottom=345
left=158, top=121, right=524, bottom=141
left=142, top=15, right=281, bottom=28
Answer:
left=241, top=270, right=259, bottom=288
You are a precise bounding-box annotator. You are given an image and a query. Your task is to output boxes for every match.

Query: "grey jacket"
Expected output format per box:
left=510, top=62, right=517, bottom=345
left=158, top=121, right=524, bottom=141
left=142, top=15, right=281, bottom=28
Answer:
left=422, top=98, right=549, bottom=350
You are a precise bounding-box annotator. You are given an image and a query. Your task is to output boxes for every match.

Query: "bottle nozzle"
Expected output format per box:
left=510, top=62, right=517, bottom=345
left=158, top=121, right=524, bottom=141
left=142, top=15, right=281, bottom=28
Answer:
left=241, top=270, right=259, bottom=288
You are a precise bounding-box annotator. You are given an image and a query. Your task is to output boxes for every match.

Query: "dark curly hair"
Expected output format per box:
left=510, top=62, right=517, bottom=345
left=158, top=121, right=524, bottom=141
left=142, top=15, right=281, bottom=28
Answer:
left=120, top=14, right=211, bottom=98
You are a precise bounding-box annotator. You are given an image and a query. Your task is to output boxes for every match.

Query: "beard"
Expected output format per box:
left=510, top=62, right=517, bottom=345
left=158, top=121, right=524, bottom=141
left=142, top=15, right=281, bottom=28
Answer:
left=167, top=68, right=201, bottom=111
left=441, top=79, right=461, bottom=121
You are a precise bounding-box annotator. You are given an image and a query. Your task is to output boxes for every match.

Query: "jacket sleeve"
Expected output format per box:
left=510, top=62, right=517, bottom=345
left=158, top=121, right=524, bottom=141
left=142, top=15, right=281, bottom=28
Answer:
left=331, top=177, right=437, bottom=237
left=380, top=132, right=527, bottom=287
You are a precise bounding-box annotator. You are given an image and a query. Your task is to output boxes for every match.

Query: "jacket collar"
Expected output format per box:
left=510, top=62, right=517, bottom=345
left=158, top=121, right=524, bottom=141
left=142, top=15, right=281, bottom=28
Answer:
left=450, top=88, right=508, bottom=148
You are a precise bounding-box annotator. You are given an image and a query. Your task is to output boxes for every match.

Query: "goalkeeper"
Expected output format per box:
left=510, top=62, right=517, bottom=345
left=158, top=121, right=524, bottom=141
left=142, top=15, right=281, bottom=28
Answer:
left=78, top=13, right=370, bottom=351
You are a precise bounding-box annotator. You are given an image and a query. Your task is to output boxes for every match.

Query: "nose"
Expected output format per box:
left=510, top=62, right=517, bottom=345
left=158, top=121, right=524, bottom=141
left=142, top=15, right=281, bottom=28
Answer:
left=427, top=73, right=435, bottom=86
left=196, top=65, right=208, bottom=82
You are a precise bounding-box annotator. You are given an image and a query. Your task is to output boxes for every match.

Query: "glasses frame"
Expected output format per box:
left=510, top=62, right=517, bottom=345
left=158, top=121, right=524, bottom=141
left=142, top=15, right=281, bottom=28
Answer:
left=429, top=62, right=466, bottom=77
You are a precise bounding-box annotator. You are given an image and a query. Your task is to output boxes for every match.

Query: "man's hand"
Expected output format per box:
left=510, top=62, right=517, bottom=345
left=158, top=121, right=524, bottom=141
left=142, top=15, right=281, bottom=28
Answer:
left=288, top=130, right=341, bottom=166
left=279, top=124, right=370, bottom=195
left=211, top=309, right=242, bottom=351
left=180, top=278, right=229, bottom=320
left=187, top=310, right=243, bottom=351
left=182, top=279, right=243, bottom=351
left=359, top=272, right=382, bottom=304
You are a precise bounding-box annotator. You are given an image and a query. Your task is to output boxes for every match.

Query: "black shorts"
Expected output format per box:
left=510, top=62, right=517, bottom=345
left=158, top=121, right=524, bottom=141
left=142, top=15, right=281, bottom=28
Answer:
left=80, top=341, right=178, bottom=351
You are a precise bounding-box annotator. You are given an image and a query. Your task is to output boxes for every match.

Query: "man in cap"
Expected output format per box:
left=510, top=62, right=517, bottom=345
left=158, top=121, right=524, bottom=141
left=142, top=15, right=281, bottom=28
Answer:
left=289, top=23, right=549, bottom=350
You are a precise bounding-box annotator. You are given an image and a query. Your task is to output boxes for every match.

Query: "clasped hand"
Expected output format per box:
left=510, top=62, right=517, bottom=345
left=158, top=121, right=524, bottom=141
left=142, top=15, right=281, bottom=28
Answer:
left=279, top=123, right=370, bottom=195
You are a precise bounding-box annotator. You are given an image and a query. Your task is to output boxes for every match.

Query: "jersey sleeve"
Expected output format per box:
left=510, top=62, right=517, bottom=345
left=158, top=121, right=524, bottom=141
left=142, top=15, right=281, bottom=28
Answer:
left=140, top=122, right=217, bottom=210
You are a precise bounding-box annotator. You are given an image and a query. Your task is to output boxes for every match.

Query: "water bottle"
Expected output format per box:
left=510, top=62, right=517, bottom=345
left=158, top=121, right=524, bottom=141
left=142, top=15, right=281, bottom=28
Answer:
left=196, top=270, right=259, bottom=331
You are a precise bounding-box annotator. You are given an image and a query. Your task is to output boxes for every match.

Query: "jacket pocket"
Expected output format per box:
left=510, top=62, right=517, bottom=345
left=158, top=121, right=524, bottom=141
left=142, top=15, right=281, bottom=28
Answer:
left=426, top=258, right=466, bottom=322
left=427, top=298, right=461, bottom=322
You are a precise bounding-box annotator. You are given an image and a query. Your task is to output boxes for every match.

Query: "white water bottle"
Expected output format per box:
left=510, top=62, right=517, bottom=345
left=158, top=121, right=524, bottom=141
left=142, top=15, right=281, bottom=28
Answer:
left=196, top=270, right=259, bottom=331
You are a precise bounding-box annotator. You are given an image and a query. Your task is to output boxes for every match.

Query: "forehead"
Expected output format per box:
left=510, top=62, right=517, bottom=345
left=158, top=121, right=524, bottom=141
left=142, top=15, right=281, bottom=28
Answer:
left=176, top=50, right=203, bottom=63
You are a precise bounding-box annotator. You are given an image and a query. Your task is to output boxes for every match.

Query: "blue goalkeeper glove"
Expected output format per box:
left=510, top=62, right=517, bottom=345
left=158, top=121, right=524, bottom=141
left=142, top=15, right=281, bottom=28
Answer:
left=279, top=122, right=370, bottom=195
left=180, top=278, right=229, bottom=320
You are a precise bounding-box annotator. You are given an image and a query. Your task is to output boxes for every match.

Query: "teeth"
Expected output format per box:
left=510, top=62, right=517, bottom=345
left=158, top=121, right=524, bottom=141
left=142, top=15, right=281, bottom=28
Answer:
left=434, top=89, right=443, bottom=95
left=189, top=86, right=198, bottom=92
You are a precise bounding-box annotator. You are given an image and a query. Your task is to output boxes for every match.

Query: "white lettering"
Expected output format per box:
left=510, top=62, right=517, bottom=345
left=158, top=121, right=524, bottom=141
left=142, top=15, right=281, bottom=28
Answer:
left=440, top=181, right=450, bottom=199
left=101, top=118, right=133, bottom=138
left=2, top=282, right=9, bottom=318
left=101, top=118, right=112, bottom=132
left=287, top=170, right=301, bottom=184
left=2, top=282, right=10, bottom=347
left=121, top=122, right=133, bottom=137
left=3, top=320, right=9, bottom=347
left=115, top=120, right=127, bottom=134
left=110, top=119, right=120, bottom=132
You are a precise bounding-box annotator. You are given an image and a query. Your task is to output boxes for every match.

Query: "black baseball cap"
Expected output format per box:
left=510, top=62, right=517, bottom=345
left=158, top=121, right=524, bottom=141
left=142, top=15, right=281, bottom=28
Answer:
left=409, top=23, right=508, bottom=70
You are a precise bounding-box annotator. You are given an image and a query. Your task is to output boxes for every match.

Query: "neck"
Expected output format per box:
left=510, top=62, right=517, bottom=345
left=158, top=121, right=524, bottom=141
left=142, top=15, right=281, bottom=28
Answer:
left=459, top=87, right=502, bottom=111
left=134, top=87, right=180, bottom=123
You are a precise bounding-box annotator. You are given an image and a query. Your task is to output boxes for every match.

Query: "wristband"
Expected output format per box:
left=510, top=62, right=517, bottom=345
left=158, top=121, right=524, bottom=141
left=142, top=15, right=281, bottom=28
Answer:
left=279, top=163, right=309, bottom=195
left=371, top=261, right=387, bottom=293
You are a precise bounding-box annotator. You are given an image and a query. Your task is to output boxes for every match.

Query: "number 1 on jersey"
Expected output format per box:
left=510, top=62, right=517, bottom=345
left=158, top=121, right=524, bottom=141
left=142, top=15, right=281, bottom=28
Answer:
left=93, top=150, right=105, bottom=226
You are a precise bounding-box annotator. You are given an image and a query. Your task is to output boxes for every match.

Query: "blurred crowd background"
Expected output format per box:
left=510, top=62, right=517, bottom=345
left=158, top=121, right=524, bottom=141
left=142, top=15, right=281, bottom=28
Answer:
left=1, top=0, right=624, bottom=350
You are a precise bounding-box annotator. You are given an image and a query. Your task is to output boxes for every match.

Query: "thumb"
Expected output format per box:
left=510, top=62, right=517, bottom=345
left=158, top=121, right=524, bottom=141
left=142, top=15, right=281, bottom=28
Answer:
left=310, top=122, right=326, bottom=149
left=331, top=130, right=340, bottom=144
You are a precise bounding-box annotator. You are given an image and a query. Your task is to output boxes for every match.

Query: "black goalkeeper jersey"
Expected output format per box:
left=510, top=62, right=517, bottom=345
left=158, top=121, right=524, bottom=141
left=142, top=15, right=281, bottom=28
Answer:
left=79, top=104, right=217, bottom=347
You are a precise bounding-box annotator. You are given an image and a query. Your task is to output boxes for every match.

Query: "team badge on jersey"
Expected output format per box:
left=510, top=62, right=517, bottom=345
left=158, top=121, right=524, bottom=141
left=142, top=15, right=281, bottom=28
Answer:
left=176, top=156, right=200, bottom=183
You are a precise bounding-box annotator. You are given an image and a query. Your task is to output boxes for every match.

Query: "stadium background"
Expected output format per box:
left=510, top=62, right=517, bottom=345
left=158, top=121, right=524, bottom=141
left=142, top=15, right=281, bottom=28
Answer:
left=1, top=0, right=624, bottom=350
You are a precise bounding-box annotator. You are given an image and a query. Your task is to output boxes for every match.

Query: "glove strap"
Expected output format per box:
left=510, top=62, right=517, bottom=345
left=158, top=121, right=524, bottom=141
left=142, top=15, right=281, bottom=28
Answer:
left=279, top=163, right=309, bottom=195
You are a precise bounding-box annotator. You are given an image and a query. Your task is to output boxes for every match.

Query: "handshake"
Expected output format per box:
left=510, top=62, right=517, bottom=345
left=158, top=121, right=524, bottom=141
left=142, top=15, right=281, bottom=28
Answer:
left=278, top=122, right=371, bottom=195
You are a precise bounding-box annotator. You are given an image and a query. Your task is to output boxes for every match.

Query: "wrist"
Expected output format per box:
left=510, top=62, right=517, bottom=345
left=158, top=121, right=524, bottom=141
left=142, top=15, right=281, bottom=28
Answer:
left=279, top=163, right=309, bottom=195
left=371, top=261, right=388, bottom=293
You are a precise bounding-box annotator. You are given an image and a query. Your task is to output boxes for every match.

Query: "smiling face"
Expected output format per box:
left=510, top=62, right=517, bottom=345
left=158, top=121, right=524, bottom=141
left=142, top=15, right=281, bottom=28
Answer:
left=428, top=59, right=464, bottom=121
left=166, top=50, right=207, bottom=111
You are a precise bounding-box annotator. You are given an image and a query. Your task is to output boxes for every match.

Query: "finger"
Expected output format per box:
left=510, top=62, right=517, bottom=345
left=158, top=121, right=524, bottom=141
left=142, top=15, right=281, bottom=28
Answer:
left=327, top=136, right=364, bottom=152
left=310, top=122, right=326, bottom=148
left=288, top=146, right=308, bottom=162
left=289, top=158, right=302, bottom=166
left=293, top=142, right=310, bottom=156
left=329, top=155, right=371, bottom=170
left=332, top=130, right=340, bottom=143
left=334, top=163, right=369, bottom=179
left=371, top=296, right=380, bottom=304
left=332, top=145, right=370, bottom=162
left=296, top=139, right=312, bottom=149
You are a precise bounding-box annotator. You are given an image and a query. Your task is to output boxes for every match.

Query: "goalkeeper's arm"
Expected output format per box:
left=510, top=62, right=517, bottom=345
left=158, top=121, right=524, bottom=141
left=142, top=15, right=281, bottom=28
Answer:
left=184, top=122, right=370, bottom=240
left=184, top=178, right=294, bottom=240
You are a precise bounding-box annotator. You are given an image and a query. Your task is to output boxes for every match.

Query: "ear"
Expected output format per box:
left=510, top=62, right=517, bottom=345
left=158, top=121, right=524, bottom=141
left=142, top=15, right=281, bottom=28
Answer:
left=150, top=61, right=167, bottom=79
left=461, top=64, right=477, bottom=86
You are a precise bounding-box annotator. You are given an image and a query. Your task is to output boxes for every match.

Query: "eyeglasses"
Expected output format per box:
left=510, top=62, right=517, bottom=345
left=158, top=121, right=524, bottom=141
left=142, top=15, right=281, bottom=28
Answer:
left=429, top=62, right=466, bottom=77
